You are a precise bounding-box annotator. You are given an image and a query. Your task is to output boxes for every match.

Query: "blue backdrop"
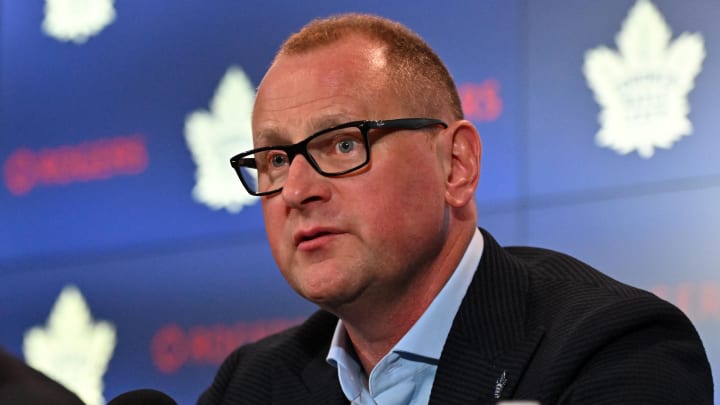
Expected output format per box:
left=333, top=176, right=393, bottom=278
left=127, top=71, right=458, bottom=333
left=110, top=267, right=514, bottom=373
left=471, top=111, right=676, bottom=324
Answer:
left=1, top=1, right=717, bottom=403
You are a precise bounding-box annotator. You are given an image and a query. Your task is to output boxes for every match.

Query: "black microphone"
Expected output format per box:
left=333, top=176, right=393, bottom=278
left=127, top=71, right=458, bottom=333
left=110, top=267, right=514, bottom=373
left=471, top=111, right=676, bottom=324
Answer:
left=107, top=389, right=178, bottom=405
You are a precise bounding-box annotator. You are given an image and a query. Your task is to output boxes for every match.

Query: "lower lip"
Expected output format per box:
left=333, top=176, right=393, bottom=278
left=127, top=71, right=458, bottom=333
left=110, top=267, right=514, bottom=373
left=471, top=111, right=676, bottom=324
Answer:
left=297, top=233, right=339, bottom=251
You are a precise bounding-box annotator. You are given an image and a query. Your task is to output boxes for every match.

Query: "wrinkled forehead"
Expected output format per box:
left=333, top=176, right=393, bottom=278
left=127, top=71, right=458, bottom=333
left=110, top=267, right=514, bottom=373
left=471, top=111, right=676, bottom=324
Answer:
left=252, top=112, right=358, bottom=147
left=251, top=39, right=393, bottom=144
left=257, top=37, right=389, bottom=102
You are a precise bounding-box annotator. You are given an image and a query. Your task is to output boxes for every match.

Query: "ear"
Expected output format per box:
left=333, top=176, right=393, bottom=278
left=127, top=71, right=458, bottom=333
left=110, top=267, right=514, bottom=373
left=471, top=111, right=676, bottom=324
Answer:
left=443, top=120, right=482, bottom=207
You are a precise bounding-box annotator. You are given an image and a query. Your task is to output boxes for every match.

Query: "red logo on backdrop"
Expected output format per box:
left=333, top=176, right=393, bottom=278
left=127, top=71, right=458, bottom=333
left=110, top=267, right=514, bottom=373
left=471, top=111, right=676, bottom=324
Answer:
left=150, top=317, right=305, bottom=374
left=3, top=134, right=148, bottom=196
left=459, top=78, right=503, bottom=122
left=652, top=281, right=720, bottom=322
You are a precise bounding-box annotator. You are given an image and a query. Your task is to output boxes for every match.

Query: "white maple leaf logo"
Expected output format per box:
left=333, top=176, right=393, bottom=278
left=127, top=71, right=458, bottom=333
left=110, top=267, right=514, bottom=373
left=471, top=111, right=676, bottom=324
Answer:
left=185, top=66, right=258, bottom=213
left=23, top=285, right=116, bottom=405
left=43, top=0, right=117, bottom=44
left=583, top=0, right=705, bottom=158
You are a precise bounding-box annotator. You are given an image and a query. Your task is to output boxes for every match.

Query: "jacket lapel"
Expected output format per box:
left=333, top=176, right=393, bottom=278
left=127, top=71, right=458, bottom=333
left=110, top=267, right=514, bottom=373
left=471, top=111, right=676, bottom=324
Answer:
left=302, top=354, right=347, bottom=404
left=430, top=229, right=545, bottom=404
left=279, top=310, right=348, bottom=404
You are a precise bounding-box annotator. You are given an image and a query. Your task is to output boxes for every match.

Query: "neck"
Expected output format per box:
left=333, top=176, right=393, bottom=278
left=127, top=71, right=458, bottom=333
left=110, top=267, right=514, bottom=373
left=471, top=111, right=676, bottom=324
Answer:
left=331, top=223, right=476, bottom=374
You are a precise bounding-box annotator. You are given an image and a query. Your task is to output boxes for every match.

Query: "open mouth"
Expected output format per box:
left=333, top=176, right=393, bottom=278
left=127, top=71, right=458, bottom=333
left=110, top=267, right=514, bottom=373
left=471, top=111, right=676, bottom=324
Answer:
left=295, top=228, right=339, bottom=247
left=301, top=231, right=331, bottom=242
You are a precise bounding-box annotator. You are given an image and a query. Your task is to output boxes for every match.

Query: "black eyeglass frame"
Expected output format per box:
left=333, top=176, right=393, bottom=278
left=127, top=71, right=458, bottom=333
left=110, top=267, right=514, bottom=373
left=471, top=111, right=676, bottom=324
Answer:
left=230, top=118, right=448, bottom=196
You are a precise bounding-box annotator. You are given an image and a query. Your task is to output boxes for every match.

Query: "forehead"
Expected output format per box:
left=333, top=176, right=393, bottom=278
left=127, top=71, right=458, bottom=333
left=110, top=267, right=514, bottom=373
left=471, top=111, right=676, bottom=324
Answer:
left=252, top=38, right=395, bottom=143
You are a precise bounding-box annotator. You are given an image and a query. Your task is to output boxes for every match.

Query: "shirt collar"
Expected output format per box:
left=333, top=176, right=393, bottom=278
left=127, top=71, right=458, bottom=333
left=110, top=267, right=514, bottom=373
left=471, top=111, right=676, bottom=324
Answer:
left=394, top=227, right=484, bottom=360
left=327, top=228, right=484, bottom=364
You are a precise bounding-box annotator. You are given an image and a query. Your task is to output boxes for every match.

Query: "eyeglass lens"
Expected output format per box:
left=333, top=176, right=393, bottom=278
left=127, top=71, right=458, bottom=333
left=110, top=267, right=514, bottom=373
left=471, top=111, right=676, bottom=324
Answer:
left=240, top=126, right=368, bottom=194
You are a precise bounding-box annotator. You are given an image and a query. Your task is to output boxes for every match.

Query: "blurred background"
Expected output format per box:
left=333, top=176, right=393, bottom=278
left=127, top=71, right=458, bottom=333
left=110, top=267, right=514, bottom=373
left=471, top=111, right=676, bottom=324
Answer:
left=1, top=0, right=718, bottom=403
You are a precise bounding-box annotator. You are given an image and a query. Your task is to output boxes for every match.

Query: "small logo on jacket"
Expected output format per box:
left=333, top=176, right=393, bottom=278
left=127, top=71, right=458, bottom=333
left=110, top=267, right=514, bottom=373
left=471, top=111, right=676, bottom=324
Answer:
left=494, top=370, right=508, bottom=399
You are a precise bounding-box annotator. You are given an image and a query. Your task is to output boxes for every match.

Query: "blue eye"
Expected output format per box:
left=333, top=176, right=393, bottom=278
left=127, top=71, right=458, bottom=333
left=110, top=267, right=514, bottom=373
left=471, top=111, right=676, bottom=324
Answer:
left=269, top=152, right=289, bottom=167
left=336, top=139, right=356, bottom=153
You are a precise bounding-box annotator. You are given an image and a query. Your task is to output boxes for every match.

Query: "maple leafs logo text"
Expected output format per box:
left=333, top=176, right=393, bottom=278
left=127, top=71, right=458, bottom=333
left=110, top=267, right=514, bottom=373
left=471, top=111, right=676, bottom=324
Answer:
left=583, top=0, right=705, bottom=158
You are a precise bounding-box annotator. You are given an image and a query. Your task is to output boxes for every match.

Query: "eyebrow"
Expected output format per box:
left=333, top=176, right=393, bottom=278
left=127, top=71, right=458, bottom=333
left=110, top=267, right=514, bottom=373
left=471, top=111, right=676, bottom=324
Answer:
left=308, top=114, right=354, bottom=133
left=254, top=113, right=359, bottom=147
left=253, top=128, right=289, bottom=148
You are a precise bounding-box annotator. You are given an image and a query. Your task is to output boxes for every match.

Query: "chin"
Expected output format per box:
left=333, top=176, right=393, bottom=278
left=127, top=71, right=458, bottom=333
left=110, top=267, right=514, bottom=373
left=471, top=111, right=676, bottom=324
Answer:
left=301, top=289, right=345, bottom=307
left=300, top=283, right=363, bottom=310
left=288, top=260, right=365, bottom=305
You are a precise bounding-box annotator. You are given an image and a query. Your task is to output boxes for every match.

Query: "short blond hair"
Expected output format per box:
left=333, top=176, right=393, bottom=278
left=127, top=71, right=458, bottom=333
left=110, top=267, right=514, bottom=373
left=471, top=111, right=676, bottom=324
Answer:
left=275, top=13, right=463, bottom=120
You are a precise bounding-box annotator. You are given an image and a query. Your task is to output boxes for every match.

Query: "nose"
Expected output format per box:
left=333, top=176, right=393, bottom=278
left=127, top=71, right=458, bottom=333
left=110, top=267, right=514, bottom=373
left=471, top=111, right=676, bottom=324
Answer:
left=280, top=154, right=330, bottom=207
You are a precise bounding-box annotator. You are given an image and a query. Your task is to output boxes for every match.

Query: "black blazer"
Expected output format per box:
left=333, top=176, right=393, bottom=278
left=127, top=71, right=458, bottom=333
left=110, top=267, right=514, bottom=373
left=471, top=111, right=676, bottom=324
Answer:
left=199, top=229, right=713, bottom=404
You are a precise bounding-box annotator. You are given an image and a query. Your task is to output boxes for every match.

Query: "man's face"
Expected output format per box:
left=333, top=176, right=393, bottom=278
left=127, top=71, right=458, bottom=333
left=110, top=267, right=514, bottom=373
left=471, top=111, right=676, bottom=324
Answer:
left=252, top=37, right=452, bottom=312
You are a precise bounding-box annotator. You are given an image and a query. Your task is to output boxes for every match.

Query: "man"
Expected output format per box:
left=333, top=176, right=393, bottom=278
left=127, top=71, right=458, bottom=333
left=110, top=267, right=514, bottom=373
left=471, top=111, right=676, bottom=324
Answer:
left=199, top=13, right=713, bottom=404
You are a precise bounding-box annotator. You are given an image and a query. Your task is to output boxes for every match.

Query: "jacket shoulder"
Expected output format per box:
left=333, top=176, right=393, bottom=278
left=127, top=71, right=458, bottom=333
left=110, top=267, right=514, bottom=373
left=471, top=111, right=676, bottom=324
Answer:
left=495, top=247, right=713, bottom=403
left=197, top=310, right=339, bottom=405
left=505, top=245, right=646, bottom=297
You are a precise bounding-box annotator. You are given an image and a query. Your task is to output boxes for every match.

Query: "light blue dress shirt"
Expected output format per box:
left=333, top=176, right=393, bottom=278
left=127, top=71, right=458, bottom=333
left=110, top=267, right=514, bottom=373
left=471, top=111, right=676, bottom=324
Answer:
left=327, top=229, right=484, bottom=404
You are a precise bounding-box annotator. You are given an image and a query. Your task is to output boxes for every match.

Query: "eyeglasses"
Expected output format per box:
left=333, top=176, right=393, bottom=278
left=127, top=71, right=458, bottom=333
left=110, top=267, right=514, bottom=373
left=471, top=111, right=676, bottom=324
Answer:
left=230, top=118, right=448, bottom=196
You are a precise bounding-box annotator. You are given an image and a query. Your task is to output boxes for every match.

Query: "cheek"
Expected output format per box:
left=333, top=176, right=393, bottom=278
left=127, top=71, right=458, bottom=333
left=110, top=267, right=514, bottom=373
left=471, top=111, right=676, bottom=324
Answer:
left=261, top=201, right=276, bottom=236
left=261, top=201, right=287, bottom=258
left=363, top=162, right=446, bottom=237
left=394, top=153, right=446, bottom=206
